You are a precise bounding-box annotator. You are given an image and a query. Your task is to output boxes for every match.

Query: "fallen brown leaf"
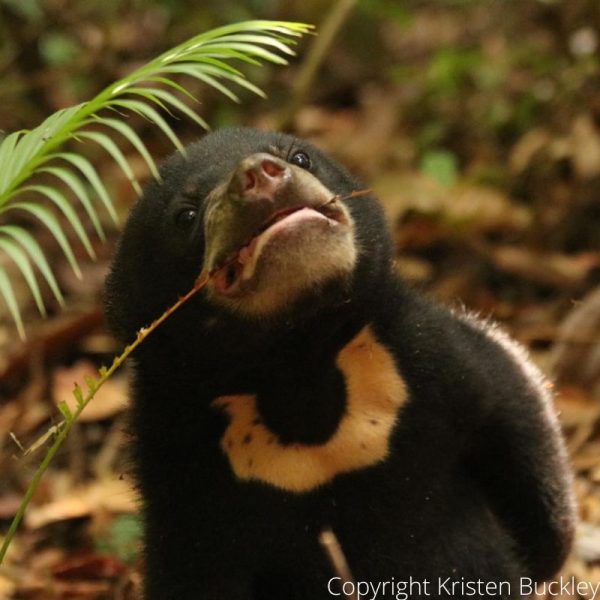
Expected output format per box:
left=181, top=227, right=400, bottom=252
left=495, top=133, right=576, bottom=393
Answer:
left=491, top=247, right=599, bottom=289
left=25, top=479, right=138, bottom=529
left=52, top=553, right=127, bottom=580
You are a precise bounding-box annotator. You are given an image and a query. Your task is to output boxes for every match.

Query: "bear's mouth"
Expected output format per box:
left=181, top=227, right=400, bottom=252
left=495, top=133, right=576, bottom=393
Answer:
left=212, top=199, right=350, bottom=297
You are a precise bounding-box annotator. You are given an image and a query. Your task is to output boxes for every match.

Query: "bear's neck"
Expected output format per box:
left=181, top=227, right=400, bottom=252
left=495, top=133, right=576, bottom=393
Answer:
left=136, top=279, right=395, bottom=444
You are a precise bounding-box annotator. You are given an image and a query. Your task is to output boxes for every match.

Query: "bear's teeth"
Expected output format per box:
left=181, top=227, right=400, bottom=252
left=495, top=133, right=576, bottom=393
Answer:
left=238, top=245, right=251, bottom=264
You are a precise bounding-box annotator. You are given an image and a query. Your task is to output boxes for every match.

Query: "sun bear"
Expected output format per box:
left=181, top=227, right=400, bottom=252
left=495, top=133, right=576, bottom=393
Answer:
left=105, top=128, right=575, bottom=600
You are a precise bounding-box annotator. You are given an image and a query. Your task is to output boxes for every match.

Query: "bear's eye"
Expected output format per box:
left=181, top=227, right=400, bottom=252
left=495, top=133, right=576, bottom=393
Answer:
left=176, top=208, right=197, bottom=229
left=290, top=151, right=311, bottom=170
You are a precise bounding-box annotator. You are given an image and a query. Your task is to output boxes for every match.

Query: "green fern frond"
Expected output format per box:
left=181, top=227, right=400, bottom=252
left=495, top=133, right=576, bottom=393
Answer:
left=0, top=20, right=312, bottom=338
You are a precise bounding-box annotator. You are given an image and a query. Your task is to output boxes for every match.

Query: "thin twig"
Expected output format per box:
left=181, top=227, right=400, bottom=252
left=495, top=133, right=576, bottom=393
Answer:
left=315, top=188, right=372, bottom=212
left=319, top=527, right=358, bottom=600
left=0, top=271, right=210, bottom=564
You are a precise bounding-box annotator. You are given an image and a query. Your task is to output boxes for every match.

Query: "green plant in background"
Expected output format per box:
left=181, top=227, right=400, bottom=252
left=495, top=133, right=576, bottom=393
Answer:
left=420, top=149, right=459, bottom=188
left=95, top=514, right=144, bottom=565
left=0, top=19, right=312, bottom=338
left=0, top=19, right=311, bottom=563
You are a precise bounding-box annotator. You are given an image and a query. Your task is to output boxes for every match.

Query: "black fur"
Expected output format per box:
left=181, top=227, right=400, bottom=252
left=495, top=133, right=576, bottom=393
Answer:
left=105, top=128, right=575, bottom=599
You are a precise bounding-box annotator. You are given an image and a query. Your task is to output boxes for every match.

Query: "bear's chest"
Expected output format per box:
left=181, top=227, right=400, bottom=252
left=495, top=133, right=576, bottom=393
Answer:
left=212, top=326, right=408, bottom=493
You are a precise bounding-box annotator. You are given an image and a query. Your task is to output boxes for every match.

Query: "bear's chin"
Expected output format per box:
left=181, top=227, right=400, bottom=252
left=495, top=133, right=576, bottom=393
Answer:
left=206, top=212, right=357, bottom=318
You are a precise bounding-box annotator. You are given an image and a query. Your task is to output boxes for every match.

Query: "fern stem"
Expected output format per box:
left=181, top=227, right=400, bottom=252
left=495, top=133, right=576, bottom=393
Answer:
left=0, top=21, right=312, bottom=209
left=0, top=117, right=86, bottom=207
left=0, top=86, right=123, bottom=205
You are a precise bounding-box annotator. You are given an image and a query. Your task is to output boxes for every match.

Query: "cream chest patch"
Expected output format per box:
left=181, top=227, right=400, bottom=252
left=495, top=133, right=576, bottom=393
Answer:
left=211, top=326, right=408, bottom=493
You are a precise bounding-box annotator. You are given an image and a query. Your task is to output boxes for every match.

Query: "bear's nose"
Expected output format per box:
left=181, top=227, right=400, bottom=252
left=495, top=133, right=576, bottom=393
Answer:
left=232, top=153, right=290, bottom=201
